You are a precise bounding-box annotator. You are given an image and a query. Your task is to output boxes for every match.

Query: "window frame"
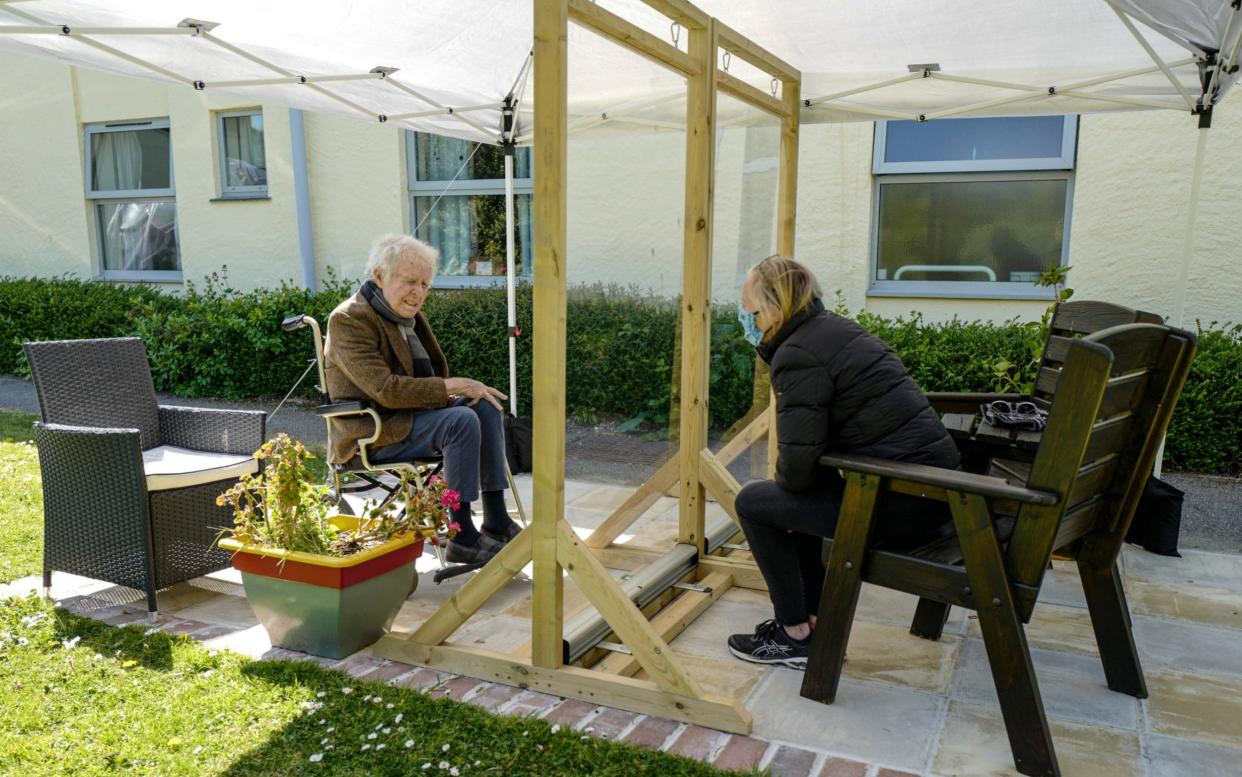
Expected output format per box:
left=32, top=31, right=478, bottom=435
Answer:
left=872, top=115, right=1078, bottom=175
left=84, top=119, right=175, bottom=199
left=215, top=108, right=268, bottom=198
left=405, top=131, right=534, bottom=288
left=868, top=117, right=1077, bottom=300
left=868, top=170, right=1076, bottom=300
left=84, top=119, right=182, bottom=282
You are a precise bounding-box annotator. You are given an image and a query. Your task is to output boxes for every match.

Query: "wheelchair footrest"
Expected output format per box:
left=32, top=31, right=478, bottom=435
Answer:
left=432, top=562, right=486, bottom=584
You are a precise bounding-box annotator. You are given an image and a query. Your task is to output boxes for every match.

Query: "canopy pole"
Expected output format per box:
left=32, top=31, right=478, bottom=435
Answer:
left=1173, top=117, right=1210, bottom=330
left=289, top=108, right=316, bottom=293
left=1156, top=113, right=1210, bottom=478
left=503, top=98, right=519, bottom=416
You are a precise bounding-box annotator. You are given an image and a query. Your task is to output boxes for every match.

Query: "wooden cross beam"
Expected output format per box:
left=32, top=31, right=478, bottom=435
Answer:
left=374, top=0, right=799, bottom=735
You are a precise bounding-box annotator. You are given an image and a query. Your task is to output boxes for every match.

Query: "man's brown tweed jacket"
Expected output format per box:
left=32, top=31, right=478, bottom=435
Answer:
left=323, top=290, right=450, bottom=464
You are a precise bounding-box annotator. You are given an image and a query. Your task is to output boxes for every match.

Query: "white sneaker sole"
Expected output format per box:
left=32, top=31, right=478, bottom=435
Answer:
left=727, top=645, right=808, bottom=671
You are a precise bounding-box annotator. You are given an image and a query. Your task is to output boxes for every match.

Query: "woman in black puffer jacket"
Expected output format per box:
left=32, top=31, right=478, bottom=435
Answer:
left=727, top=256, right=960, bottom=669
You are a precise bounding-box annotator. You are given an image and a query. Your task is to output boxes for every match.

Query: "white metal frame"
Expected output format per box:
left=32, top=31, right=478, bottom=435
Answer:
left=1, top=2, right=1232, bottom=144
left=868, top=169, right=1076, bottom=300
left=406, top=131, right=534, bottom=285
left=215, top=108, right=268, bottom=198
left=872, top=115, right=1077, bottom=175
left=84, top=118, right=182, bottom=282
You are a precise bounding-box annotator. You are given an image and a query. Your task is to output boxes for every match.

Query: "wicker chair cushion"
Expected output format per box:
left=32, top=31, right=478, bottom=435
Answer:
left=142, top=445, right=257, bottom=492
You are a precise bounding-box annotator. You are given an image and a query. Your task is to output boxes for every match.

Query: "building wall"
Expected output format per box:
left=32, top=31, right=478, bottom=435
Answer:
left=1, top=51, right=1240, bottom=328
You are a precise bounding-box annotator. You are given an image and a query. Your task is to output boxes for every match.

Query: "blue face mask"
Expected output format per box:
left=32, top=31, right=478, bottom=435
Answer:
left=737, top=305, right=764, bottom=347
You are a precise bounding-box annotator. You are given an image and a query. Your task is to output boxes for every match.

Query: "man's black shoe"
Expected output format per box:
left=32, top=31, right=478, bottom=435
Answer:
left=481, top=521, right=522, bottom=544
left=444, top=535, right=503, bottom=564
left=727, top=619, right=810, bottom=670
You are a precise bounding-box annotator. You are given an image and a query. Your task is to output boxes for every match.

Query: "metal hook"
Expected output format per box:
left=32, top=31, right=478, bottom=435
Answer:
left=670, top=21, right=681, bottom=48
left=770, top=78, right=779, bottom=97
left=722, top=50, right=731, bottom=73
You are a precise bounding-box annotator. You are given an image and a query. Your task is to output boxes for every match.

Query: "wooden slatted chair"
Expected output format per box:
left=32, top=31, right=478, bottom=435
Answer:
left=927, top=300, right=1164, bottom=468
left=799, top=322, right=1197, bottom=777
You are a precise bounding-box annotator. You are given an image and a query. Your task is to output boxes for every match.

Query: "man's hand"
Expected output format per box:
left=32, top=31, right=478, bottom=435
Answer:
left=444, top=377, right=508, bottom=411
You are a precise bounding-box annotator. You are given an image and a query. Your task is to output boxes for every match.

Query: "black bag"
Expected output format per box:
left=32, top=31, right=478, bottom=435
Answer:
left=1125, top=476, right=1184, bottom=557
left=504, top=413, right=533, bottom=474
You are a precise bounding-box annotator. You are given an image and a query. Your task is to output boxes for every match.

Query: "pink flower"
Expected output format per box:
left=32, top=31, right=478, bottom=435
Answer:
left=441, top=489, right=461, bottom=510
left=428, top=475, right=442, bottom=485
left=447, top=521, right=461, bottom=532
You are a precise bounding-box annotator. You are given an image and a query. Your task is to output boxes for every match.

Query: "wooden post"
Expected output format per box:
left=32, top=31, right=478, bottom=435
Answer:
left=530, top=0, right=569, bottom=669
left=677, top=18, right=717, bottom=553
left=765, top=74, right=800, bottom=479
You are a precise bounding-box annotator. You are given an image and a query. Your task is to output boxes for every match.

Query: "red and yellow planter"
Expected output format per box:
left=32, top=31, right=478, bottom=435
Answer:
left=219, top=517, right=424, bottom=659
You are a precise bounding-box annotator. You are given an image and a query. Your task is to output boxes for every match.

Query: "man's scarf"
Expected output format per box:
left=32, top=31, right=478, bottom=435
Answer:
left=361, top=280, right=434, bottom=378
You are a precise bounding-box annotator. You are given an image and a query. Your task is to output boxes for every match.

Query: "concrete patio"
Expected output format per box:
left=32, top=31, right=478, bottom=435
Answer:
left=7, top=474, right=1242, bottom=776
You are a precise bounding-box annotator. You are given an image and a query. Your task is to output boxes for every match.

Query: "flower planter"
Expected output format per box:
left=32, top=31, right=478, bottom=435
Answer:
left=219, top=516, right=423, bottom=659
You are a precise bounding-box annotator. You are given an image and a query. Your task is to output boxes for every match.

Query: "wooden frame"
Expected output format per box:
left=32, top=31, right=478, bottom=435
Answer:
left=374, top=0, right=801, bottom=733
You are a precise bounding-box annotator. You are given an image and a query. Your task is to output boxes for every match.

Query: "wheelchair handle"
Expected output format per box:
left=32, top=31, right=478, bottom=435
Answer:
left=281, top=314, right=308, bottom=332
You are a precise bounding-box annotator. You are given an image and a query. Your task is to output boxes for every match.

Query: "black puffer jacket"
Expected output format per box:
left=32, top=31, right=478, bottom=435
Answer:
left=757, top=298, right=960, bottom=492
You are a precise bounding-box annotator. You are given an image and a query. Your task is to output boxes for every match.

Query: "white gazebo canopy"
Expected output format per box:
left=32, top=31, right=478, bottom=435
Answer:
left=1, top=0, right=1238, bottom=144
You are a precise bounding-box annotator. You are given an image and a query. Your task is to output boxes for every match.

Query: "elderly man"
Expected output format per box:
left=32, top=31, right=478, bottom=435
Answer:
left=324, top=234, right=517, bottom=564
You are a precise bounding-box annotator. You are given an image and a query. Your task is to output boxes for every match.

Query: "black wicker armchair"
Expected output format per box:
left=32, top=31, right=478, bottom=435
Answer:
left=24, top=337, right=265, bottom=617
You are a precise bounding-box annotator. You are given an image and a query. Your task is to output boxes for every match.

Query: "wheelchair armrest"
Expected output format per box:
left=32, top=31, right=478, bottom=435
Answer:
left=316, top=401, right=369, bottom=417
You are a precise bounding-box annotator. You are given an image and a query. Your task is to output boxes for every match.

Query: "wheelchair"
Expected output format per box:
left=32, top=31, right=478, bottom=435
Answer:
left=281, top=313, right=527, bottom=584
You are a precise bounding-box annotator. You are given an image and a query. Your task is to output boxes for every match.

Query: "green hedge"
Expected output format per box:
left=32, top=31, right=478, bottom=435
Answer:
left=1, top=275, right=1238, bottom=474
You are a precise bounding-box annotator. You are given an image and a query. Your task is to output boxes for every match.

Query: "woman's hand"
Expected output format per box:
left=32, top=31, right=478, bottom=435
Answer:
left=444, top=377, right=508, bottom=411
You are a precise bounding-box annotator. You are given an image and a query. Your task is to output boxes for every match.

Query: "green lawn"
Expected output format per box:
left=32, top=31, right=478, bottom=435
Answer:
left=0, top=596, right=732, bottom=776
left=0, top=410, right=737, bottom=776
left=0, top=411, right=40, bottom=584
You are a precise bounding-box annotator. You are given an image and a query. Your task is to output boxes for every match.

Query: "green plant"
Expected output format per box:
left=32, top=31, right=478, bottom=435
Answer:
left=991, top=263, right=1073, bottom=393
left=216, top=434, right=459, bottom=556
left=1164, top=322, right=1242, bottom=474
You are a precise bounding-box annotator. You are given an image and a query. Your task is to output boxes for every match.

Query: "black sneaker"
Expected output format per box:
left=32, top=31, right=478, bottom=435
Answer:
left=727, top=619, right=811, bottom=670
left=444, top=535, right=504, bottom=564
left=481, top=521, right=522, bottom=544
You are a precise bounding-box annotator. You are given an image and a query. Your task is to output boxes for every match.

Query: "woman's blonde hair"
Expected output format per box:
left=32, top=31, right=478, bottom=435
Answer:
left=745, top=255, right=822, bottom=335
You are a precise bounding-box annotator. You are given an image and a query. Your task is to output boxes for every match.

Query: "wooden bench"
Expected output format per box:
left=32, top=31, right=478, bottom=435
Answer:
left=800, top=321, right=1197, bottom=777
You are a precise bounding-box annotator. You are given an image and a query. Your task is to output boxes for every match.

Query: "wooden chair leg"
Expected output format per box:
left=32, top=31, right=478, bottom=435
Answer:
left=801, top=473, right=881, bottom=704
left=910, top=598, right=951, bottom=641
left=952, top=492, right=1059, bottom=777
left=1078, top=557, right=1147, bottom=698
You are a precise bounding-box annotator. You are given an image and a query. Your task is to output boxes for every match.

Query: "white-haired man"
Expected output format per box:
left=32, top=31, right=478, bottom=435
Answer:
left=324, top=233, right=517, bottom=563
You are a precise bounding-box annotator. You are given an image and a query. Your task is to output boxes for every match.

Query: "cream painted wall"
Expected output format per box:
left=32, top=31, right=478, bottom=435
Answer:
left=2, top=50, right=1240, bottom=329
left=305, top=113, right=407, bottom=286
left=0, top=54, right=92, bottom=278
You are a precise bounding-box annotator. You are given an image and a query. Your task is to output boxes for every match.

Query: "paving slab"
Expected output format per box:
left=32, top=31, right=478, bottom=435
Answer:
left=930, top=701, right=1141, bottom=777
left=1132, top=614, right=1242, bottom=679
left=950, top=638, right=1138, bottom=730
left=1141, top=733, right=1242, bottom=777
left=967, top=602, right=1099, bottom=656
left=1125, top=578, right=1242, bottom=630
left=745, top=670, right=943, bottom=772
left=1123, top=546, right=1242, bottom=593
left=1145, top=671, right=1242, bottom=748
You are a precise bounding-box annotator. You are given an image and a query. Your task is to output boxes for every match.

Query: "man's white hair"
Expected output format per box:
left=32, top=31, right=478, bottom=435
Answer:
left=365, top=233, right=438, bottom=282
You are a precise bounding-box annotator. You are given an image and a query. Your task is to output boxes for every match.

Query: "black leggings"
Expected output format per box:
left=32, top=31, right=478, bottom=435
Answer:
left=735, top=470, right=952, bottom=626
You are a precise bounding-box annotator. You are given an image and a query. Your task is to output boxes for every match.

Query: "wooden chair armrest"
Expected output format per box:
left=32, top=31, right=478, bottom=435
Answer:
left=926, top=392, right=1024, bottom=415
left=819, top=453, right=1058, bottom=506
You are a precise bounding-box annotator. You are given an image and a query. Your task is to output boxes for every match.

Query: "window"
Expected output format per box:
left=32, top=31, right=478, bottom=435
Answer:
left=870, top=116, right=1077, bottom=298
left=85, top=119, right=180, bottom=280
left=217, top=109, right=267, bottom=196
left=406, top=132, right=532, bottom=285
